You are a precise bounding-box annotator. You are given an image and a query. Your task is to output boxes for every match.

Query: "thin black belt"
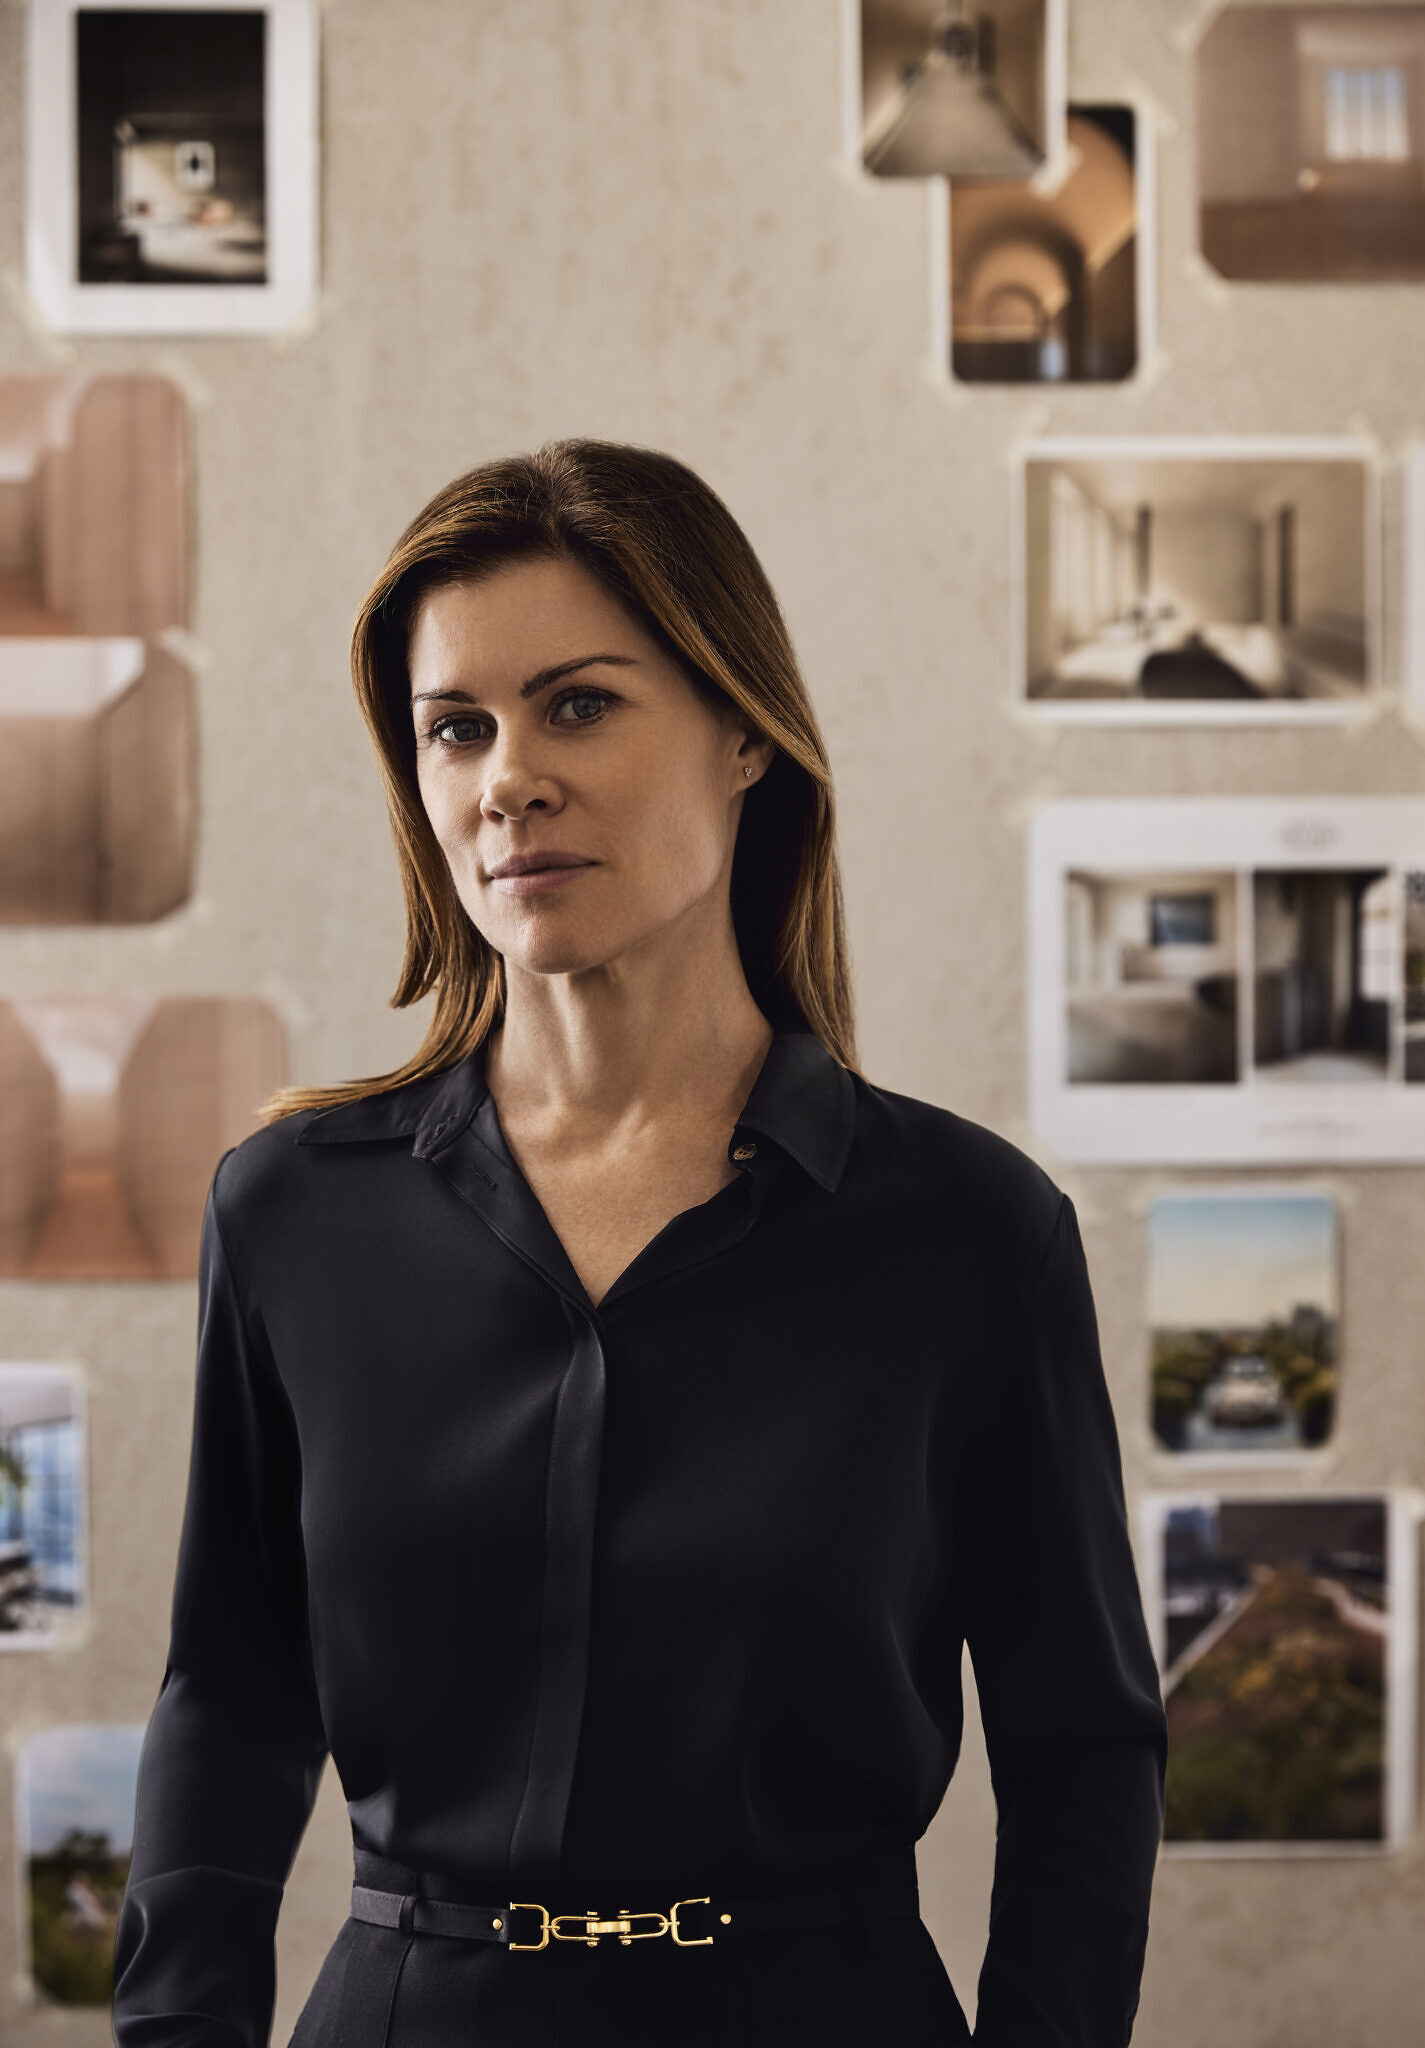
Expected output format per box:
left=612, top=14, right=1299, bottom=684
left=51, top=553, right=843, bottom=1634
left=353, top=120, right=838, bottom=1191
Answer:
left=350, top=1880, right=920, bottom=1951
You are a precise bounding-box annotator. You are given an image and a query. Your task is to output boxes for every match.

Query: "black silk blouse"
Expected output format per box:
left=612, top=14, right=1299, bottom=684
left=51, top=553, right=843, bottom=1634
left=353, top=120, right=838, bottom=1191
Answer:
left=111, top=1028, right=1166, bottom=2047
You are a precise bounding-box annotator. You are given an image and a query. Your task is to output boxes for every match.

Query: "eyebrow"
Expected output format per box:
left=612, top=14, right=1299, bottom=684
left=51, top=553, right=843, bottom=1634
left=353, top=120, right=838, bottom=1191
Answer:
left=411, top=653, right=638, bottom=708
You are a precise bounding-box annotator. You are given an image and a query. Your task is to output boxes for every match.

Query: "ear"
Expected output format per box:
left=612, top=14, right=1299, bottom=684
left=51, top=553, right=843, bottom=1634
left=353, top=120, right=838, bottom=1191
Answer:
left=732, top=726, right=777, bottom=787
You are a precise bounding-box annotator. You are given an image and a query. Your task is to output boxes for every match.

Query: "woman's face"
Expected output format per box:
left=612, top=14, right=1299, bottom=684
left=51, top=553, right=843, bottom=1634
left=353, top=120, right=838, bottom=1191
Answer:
left=408, top=553, right=772, bottom=980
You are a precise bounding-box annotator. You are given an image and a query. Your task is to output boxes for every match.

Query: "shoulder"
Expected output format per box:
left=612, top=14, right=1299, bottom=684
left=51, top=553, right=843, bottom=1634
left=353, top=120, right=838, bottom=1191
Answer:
left=207, top=1067, right=448, bottom=1229
left=848, top=1071, right=1067, bottom=1291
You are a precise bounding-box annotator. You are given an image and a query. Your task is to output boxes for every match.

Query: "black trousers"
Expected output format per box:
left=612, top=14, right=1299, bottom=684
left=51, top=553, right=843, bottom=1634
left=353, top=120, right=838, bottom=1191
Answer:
left=286, top=1850, right=973, bottom=2048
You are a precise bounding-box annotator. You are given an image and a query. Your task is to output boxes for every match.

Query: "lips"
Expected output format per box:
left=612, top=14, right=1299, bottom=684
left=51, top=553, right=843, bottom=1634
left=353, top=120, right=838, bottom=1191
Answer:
left=486, top=854, right=594, bottom=880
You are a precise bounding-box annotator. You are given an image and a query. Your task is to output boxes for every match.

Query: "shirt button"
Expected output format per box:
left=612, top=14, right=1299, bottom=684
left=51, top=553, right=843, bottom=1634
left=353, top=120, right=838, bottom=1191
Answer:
left=732, top=1141, right=757, bottom=1162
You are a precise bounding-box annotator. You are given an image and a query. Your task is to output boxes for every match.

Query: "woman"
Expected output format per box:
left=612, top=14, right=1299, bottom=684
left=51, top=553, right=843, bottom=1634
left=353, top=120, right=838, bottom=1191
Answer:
left=111, top=440, right=1166, bottom=2048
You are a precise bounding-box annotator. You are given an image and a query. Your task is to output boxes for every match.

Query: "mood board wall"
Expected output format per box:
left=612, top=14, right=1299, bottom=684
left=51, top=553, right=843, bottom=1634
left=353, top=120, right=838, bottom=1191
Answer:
left=0, top=3, right=1422, bottom=2043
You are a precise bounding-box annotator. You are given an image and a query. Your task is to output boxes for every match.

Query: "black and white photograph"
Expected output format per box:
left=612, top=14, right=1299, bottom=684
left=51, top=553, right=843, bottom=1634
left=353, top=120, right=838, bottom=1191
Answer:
left=950, top=104, right=1147, bottom=382
left=1030, top=798, right=1425, bottom=1162
left=1140, top=1494, right=1419, bottom=1854
left=14, top=1724, right=143, bottom=2005
left=853, top=0, right=1066, bottom=181
left=0, top=1366, right=87, bottom=1650
left=1197, top=4, right=1425, bottom=282
left=1016, top=439, right=1375, bottom=720
left=26, top=0, right=317, bottom=332
left=1148, top=1189, right=1339, bottom=1458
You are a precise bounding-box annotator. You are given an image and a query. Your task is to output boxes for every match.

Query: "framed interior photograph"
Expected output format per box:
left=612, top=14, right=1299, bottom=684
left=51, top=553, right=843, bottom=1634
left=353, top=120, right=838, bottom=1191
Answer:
left=1147, top=1186, right=1340, bottom=1463
left=1139, top=1491, right=1420, bottom=1854
left=950, top=101, right=1154, bottom=383
left=848, top=0, right=1068, bottom=184
left=1196, top=4, right=1425, bottom=283
left=0, top=372, right=194, bottom=921
left=26, top=0, right=318, bottom=334
left=0, top=1365, right=87, bottom=1650
left=1407, top=443, right=1425, bottom=723
left=1012, top=436, right=1378, bottom=722
left=1028, top=797, right=1425, bottom=1163
left=12, top=1723, right=143, bottom=2005
left=0, top=995, right=286, bottom=1277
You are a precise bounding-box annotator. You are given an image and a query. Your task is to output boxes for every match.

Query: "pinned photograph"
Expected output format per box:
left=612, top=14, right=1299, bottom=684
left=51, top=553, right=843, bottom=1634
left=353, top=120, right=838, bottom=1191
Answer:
left=0, top=996, right=286, bottom=1278
left=1141, top=1494, right=1419, bottom=1852
left=27, top=0, right=318, bottom=333
left=14, top=1723, right=144, bottom=2004
left=1065, top=869, right=1240, bottom=1086
left=1029, top=797, right=1425, bottom=1162
left=1406, top=869, right=1425, bottom=1080
left=950, top=104, right=1146, bottom=382
left=1017, top=439, right=1375, bottom=720
left=1148, top=1190, right=1339, bottom=1456
left=854, top=0, right=1066, bottom=181
left=0, top=1366, right=87, bottom=1649
left=1197, top=4, right=1425, bottom=282
left=0, top=373, right=193, bottom=922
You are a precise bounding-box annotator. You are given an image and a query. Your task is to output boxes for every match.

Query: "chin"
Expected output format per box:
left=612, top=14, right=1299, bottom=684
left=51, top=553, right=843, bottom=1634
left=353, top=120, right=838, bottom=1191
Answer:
left=490, top=922, right=626, bottom=978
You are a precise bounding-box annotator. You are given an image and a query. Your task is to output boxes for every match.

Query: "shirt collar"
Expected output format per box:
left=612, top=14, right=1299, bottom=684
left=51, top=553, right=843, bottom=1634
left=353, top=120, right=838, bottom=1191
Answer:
left=295, top=1027, right=856, bottom=1193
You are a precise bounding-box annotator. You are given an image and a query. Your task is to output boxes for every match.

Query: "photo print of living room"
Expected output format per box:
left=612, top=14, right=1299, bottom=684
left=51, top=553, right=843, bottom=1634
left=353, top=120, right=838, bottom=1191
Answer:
left=1017, top=438, right=1373, bottom=718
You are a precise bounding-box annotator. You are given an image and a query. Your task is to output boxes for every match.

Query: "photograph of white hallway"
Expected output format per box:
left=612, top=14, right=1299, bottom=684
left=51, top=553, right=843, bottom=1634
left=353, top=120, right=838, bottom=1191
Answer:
left=950, top=104, right=1145, bottom=382
left=1197, top=4, right=1425, bottom=282
left=854, top=0, right=1065, bottom=180
left=1147, top=1189, right=1339, bottom=1458
left=1017, top=440, right=1374, bottom=718
left=1029, top=798, right=1425, bottom=1162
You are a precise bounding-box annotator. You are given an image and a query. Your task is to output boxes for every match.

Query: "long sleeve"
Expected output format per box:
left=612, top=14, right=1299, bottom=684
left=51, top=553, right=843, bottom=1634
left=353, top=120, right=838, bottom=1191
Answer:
left=956, top=1193, right=1167, bottom=2048
left=111, top=1158, right=330, bottom=2046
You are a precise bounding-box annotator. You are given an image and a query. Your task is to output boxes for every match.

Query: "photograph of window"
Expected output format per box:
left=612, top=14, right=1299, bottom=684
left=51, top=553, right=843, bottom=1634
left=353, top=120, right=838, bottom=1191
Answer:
left=0, top=1366, right=87, bottom=1648
left=26, top=0, right=318, bottom=333
left=855, top=0, right=1064, bottom=181
left=950, top=104, right=1144, bottom=382
left=1148, top=1190, right=1339, bottom=1457
left=0, top=996, right=286, bottom=1278
left=1253, top=869, right=1395, bottom=1083
left=1029, top=798, right=1425, bottom=1162
left=14, top=1724, right=143, bottom=2005
left=1197, top=5, right=1425, bottom=282
left=1017, top=439, right=1374, bottom=720
left=1405, top=870, right=1425, bottom=1081
left=1140, top=1494, right=1419, bottom=1853
left=0, top=374, right=193, bottom=922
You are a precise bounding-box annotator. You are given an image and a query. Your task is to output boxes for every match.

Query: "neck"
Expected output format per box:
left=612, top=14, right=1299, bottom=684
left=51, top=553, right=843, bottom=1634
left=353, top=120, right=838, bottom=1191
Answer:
left=484, top=923, right=775, bottom=1145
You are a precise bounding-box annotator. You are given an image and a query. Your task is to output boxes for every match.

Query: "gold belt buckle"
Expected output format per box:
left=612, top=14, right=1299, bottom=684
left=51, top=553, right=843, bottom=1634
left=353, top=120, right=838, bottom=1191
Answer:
left=506, top=1896, right=714, bottom=1949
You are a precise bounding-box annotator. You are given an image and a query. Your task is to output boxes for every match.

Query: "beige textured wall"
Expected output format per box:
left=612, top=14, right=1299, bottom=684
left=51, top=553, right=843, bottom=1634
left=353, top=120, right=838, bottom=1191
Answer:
left=0, top=2, right=1422, bottom=2043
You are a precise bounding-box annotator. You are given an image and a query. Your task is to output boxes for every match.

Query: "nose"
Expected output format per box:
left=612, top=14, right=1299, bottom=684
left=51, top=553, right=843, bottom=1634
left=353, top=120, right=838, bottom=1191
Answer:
left=479, top=727, right=564, bottom=823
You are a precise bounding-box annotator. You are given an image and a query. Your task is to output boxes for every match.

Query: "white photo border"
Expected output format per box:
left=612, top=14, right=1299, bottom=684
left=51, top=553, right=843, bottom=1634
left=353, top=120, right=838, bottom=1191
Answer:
left=1009, top=434, right=1381, bottom=726
left=25, top=0, right=318, bottom=335
left=1139, top=1488, right=1421, bottom=1857
left=1028, top=796, right=1425, bottom=1165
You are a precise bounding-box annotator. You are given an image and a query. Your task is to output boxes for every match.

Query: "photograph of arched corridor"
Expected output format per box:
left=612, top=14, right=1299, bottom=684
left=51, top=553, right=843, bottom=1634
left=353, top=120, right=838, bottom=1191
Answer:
left=950, top=103, right=1140, bottom=380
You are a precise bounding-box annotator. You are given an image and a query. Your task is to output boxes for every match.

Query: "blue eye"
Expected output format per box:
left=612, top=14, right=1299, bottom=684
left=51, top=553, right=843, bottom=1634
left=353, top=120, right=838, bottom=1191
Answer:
left=426, top=688, right=612, bottom=747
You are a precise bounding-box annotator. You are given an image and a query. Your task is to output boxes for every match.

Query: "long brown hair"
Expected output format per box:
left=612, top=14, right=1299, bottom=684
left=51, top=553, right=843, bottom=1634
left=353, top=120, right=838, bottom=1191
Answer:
left=256, top=438, right=859, bottom=1125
